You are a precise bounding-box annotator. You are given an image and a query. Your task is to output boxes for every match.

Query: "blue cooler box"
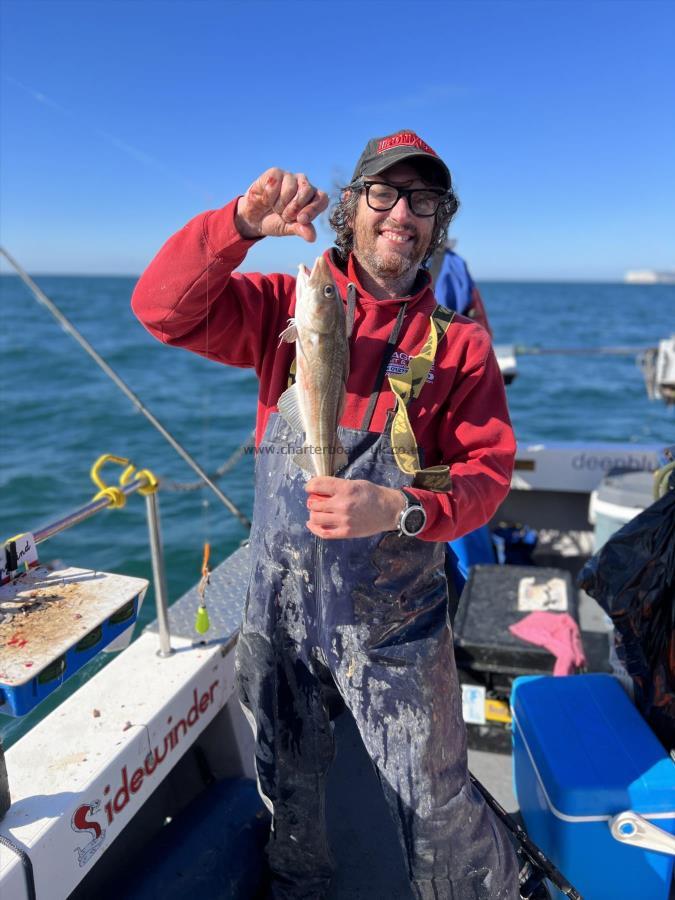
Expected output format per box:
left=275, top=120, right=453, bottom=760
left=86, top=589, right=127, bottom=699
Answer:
left=512, top=674, right=675, bottom=900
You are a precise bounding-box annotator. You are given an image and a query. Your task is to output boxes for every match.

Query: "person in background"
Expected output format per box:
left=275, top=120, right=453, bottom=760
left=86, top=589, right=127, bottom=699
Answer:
left=131, top=129, right=519, bottom=900
left=431, top=238, right=493, bottom=337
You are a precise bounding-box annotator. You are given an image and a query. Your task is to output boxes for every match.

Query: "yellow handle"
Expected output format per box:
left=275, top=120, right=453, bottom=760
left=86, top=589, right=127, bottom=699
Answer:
left=90, top=455, right=132, bottom=509
left=119, top=465, right=159, bottom=496
left=90, top=454, right=160, bottom=508
left=90, top=454, right=131, bottom=491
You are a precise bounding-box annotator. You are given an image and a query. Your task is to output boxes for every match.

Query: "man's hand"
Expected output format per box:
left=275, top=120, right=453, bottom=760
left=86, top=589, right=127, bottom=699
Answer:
left=235, top=168, right=329, bottom=243
left=305, top=477, right=406, bottom=540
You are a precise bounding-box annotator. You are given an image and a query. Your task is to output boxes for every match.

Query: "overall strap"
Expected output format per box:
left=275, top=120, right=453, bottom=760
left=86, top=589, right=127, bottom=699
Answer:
left=388, top=304, right=456, bottom=492
left=346, top=282, right=356, bottom=338
left=360, top=302, right=409, bottom=431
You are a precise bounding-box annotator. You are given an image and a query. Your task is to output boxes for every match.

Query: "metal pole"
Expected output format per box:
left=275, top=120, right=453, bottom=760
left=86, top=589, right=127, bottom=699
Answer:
left=144, top=491, right=173, bottom=657
left=32, top=477, right=147, bottom=544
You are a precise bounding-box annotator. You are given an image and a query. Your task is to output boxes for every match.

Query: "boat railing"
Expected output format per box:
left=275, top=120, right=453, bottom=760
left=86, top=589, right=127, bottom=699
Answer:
left=2, top=453, right=174, bottom=658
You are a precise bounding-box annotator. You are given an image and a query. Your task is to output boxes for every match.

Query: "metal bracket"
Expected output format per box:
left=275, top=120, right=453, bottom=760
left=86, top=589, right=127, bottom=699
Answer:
left=609, top=811, right=675, bottom=856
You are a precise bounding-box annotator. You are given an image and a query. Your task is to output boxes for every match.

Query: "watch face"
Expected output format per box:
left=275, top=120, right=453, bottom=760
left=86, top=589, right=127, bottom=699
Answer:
left=402, top=507, right=425, bottom=535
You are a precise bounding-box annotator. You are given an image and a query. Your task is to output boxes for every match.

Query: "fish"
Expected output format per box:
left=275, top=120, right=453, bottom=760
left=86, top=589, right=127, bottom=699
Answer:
left=277, top=256, right=350, bottom=477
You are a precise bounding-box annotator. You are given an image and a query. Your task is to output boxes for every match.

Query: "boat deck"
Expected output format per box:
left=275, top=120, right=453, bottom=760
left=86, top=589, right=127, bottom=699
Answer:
left=14, top=541, right=618, bottom=900
left=140, top=547, right=611, bottom=898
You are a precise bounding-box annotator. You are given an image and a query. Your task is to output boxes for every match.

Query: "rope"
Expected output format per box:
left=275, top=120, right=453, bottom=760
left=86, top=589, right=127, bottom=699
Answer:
left=160, top=431, right=255, bottom=492
left=0, top=833, right=37, bottom=900
left=0, top=246, right=251, bottom=531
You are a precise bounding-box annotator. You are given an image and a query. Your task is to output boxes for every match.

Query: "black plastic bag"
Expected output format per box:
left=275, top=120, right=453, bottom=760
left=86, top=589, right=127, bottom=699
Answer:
left=577, top=473, right=675, bottom=751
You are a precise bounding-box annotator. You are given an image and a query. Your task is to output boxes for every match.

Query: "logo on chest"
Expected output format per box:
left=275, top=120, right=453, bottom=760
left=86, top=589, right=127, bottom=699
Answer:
left=385, top=351, right=436, bottom=383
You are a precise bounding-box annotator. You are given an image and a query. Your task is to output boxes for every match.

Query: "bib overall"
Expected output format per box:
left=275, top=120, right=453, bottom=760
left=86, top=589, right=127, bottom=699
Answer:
left=235, top=306, right=519, bottom=900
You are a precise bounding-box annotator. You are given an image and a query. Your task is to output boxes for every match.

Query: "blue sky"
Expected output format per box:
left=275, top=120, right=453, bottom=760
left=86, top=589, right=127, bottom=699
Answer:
left=1, top=0, right=673, bottom=280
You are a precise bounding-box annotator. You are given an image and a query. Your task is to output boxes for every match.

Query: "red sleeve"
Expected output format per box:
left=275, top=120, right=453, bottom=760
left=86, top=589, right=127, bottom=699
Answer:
left=407, top=327, right=515, bottom=542
left=131, top=198, right=295, bottom=374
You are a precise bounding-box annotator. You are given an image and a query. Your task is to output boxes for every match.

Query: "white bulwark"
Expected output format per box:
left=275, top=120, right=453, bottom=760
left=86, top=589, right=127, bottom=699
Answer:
left=0, top=630, right=253, bottom=899
left=511, top=441, right=662, bottom=493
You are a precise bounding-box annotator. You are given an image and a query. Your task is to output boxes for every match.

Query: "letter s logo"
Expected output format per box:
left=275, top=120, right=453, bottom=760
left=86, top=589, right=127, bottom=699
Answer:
left=72, top=800, right=106, bottom=867
left=72, top=801, right=102, bottom=840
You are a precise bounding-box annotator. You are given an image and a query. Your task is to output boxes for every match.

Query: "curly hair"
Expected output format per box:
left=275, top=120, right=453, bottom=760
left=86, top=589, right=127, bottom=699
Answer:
left=328, top=164, right=460, bottom=268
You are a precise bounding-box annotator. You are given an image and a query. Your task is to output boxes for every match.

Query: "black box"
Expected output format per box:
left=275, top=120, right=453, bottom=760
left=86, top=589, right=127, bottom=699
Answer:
left=453, top=565, right=580, bottom=753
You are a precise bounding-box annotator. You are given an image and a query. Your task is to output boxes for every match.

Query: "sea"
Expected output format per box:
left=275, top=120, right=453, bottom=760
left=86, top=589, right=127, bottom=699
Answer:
left=0, top=275, right=673, bottom=747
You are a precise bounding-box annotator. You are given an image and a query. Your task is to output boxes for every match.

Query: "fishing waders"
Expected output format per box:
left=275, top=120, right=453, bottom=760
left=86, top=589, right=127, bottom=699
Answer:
left=236, top=305, right=520, bottom=899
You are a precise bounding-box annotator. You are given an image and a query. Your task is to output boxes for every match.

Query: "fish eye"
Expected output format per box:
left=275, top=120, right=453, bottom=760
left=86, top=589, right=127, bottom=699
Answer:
left=323, top=285, right=334, bottom=298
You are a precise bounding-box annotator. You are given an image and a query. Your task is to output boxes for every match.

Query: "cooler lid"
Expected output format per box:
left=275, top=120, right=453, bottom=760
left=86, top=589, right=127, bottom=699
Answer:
left=512, top=674, right=675, bottom=819
left=454, top=566, right=578, bottom=675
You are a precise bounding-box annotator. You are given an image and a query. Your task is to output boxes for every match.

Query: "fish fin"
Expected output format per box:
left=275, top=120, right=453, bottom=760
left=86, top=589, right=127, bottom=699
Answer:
left=292, top=447, right=316, bottom=474
left=277, top=384, right=305, bottom=434
left=333, top=446, right=349, bottom=475
left=295, top=332, right=308, bottom=361
left=278, top=319, right=298, bottom=344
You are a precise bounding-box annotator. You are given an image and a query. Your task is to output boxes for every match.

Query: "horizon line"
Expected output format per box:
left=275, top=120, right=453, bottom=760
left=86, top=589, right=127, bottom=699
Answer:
left=0, top=272, right=650, bottom=285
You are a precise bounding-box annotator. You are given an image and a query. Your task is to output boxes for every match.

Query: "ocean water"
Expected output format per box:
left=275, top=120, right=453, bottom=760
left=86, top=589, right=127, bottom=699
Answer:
left=0, top=275, right=673, bottom=746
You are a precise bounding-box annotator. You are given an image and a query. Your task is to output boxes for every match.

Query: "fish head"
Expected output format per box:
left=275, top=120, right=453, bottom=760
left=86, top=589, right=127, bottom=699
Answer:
left=296, top=256, right=342, bottom=334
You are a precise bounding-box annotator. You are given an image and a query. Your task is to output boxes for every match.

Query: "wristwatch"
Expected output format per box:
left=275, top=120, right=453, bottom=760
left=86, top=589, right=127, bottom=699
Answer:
left=397, top=489, right=427, bottom=537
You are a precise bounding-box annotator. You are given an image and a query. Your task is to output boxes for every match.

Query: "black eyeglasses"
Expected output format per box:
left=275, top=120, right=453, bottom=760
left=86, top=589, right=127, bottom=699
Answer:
left=357, top=180, right=448, bottom=217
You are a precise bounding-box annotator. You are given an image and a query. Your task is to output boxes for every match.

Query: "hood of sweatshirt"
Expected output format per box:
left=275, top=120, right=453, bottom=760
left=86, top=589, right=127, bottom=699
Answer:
left=323, top=248, right=437, bottom=317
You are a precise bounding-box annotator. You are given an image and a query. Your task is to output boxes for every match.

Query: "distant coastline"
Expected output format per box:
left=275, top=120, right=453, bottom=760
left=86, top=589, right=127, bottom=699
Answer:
left=624, top=270, right=675, bottom=285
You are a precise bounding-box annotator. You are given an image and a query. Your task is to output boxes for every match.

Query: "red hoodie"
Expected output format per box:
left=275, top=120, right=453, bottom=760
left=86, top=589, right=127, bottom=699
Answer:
left=131, top=199, right=515, bottom=542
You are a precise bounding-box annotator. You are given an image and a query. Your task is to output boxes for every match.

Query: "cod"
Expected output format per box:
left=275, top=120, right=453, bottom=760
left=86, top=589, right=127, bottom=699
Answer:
left=278, top=256, right=349, bottom=477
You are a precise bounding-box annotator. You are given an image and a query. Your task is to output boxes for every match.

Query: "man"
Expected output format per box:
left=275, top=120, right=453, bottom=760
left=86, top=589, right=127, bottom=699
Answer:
left=132, top=130, right=519, bottom=899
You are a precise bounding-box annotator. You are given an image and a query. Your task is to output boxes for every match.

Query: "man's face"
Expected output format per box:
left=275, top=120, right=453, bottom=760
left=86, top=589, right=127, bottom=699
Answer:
left=350, top=162, right=437, bottom=284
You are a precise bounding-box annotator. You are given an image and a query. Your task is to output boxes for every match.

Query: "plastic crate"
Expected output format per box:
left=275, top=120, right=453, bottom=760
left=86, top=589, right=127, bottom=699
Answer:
left=454, top=565, right=579, bottom=751
left=0, top=566, right=148, bottom=716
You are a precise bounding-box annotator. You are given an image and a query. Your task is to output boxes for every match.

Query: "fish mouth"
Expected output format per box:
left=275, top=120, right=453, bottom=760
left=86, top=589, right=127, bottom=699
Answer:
left=308, top=255, right=331, bottom=285
left=296, top=263, right=311, bottom=300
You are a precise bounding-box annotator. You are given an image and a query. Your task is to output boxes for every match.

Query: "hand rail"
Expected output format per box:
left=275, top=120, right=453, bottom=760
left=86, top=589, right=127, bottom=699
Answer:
left=6, top=466, right=173, bottom=658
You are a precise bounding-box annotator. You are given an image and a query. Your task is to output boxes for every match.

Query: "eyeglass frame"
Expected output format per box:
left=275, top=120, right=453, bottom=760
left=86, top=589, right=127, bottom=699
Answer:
left=351, top=179, right=449, bottom=218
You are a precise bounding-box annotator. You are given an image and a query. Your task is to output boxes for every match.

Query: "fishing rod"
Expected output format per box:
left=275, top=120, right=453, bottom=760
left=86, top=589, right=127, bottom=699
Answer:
left=470, top=774, right=582, bottom=900
left=0, top=246, right=251, bottom=531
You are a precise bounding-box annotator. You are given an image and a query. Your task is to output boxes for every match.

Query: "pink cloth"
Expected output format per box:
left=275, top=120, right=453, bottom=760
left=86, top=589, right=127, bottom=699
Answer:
left=509, top=612, right=587, bottom=676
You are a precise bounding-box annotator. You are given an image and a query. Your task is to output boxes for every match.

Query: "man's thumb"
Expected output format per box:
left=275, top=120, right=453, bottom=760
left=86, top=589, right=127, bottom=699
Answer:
left=291, top=222, right=317, bottom=243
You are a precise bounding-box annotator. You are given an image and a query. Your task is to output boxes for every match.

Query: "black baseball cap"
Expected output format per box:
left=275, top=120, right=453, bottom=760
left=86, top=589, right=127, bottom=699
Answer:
left=350, top=130, right=451, bottom=190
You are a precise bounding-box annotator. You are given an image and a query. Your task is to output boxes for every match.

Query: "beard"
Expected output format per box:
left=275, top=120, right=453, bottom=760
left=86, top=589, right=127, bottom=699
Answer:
left=352, top=215, right=430, bottom=283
